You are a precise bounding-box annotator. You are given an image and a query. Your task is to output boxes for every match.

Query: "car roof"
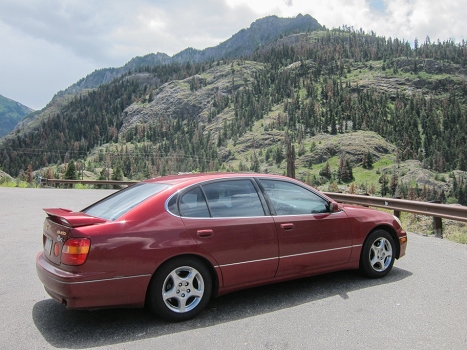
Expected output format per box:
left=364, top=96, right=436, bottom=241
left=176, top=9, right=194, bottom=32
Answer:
left=142, top=172, right=287, bottom=186
left=141, top=172, right=334, bottom=206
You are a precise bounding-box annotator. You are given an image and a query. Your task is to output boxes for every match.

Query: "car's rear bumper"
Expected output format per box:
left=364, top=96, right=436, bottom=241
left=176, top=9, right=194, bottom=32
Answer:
left=36, top=252, right=152, bottom=309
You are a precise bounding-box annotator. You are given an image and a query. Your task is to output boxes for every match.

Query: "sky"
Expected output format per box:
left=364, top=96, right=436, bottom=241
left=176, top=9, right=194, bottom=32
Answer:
left=0, top=0, right=465, bottom=111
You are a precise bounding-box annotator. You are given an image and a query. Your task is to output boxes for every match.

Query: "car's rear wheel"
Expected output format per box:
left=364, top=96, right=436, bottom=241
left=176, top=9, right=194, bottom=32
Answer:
left=359, top=230, right=395, bottom=278
left=147, top=257, right=212, bottom=322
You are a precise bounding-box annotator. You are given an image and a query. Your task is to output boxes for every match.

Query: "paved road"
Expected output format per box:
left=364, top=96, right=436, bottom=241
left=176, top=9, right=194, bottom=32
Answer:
left=0, top=187, right=466, bottom=349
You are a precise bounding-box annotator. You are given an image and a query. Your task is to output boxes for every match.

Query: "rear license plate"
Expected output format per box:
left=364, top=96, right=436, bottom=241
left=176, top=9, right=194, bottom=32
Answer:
left=44, top=237, right=53, bottom=255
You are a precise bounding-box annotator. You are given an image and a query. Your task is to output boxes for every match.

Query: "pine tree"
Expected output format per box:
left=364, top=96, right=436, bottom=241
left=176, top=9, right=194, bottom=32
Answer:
left=363, top=150, right=374, bottom=169
left=111, top=163, right=124, bottom=189
left=337, top=156, right=353, bottom=183
left=26, top=164, right=33, bottom=184
left=390, top=171, right=398, bottom=196
left=319, top=161, right=332, bottom=179
left=345, top=158, right=354, bottom=182
left=275, top=146, right=284, bottom=164
left=250, top=151, right=260, bottom=173
left=286, top=143, right=295, bottom=179
left=45, top=167, right=54, bottom=179
left=111, top=164, right=123, bottom=181
left=64, top=160, right=77, bottom=180
left=459, top=182, right=467, bottom=205
left=379, top=173, right=389, bottom=197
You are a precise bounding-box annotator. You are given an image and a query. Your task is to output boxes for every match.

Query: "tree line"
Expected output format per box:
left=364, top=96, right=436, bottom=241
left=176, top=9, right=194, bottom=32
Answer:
left=1, top=28, right=466, bottom=204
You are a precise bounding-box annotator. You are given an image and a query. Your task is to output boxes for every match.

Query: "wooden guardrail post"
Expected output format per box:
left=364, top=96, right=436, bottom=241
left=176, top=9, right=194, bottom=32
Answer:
left=433, top=216, right=443, bottom=238
left=431, top=200, right=443, bottom=238
left=393, top=209, right=401, bottom=219
left=393, top=197, right=401, bottom=219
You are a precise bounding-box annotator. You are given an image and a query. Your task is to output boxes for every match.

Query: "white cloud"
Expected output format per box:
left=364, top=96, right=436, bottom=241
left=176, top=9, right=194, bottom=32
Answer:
left=0, top=0, right=465, bottom=110
left=381, top=0, right=467, bottom=43
left=0, top=21, right=95, bottom=110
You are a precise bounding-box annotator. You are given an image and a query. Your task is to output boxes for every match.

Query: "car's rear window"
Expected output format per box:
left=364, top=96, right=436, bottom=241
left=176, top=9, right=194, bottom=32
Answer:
left=82, top=183, right=170, bottom=220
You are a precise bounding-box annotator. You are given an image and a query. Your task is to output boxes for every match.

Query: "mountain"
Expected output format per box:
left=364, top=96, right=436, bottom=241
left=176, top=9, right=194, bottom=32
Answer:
left=1, top=18, right=466, bottom=204
left=55, top=14, right=322, bottom=98
left=0, top=94, right=34, bottom=138
left=171, top=14, right=322, bottom=63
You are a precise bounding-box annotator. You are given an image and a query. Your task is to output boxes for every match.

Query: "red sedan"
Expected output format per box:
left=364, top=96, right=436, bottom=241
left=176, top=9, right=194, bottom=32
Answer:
left=36, top=173, right=407, bottom=321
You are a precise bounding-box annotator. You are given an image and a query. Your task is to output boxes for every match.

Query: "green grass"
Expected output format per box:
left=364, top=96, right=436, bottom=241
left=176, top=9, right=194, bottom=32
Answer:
left=294, top=155, right=394, bottom=189
left=352, top=157, right=395, bottom=182
left=0, top=180, right=17, bottom=187
left=0, top=180, right=31, bottom=188
left=74, top=184, right=93, bottom=189
left=445, top=229, right=467, bottom=244
left=402, top=212, right=467, bottom=243
left=375, top=209, right=467, bottom=244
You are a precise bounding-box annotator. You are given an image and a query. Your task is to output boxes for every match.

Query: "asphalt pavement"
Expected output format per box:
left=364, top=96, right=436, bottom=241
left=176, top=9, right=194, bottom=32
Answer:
left=0, top=187, right=466, bottom=349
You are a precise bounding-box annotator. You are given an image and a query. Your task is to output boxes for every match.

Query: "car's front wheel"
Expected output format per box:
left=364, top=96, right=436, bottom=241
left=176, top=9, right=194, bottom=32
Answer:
left=359, top=230, right=395, bottom=278
left=147, top=257, right=212, bottom=322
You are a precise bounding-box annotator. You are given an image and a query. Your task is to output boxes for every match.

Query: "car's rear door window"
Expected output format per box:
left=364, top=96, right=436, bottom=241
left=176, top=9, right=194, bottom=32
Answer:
left=202, top=180, right=265, bottom=217
left=179, top=186, right=210, bottom=218
left=178, top=179, right=266, bottom=218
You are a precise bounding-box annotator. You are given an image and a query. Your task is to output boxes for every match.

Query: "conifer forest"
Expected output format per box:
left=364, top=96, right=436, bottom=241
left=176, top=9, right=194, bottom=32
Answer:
left=1, top=29, right=466, bottom=204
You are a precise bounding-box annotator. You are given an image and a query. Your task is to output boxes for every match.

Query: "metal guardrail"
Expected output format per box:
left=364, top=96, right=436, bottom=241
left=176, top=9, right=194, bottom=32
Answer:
left=323, top=192, right=467, bottom=223
left=40, top=178, right=138, bottom=187
left=39, top=179, right=466, bottom=237
left=324, top=192, right=467, bottom=237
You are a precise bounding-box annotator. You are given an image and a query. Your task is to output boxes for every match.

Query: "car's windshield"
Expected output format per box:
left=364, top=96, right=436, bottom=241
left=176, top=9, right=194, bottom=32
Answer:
left=82, top=183, right=169, bottom=220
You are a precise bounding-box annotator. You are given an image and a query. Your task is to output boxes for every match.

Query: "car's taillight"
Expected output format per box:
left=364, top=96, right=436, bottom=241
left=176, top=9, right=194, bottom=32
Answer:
left=61, top=238, right=90, bottom=265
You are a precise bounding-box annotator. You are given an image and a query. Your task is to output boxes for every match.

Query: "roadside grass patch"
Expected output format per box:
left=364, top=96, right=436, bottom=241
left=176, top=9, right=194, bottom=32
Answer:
left=376, top=208, right=467, bottom=244
left=0, top=180, right=17, bottom=187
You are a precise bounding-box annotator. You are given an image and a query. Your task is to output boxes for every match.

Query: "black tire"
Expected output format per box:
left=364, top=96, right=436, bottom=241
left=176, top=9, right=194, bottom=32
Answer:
left=147, top=257, right=212, bottom=322
left=359, top=230, right=396, bottom=278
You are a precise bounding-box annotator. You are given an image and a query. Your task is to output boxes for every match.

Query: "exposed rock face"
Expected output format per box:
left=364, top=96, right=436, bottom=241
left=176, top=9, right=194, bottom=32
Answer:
left=121, top=80, right=208, bottom=132
left=395, top=160, right=451, bottom=194
left=119, top=62, right=264, bottom=133
left=395, top=58, right=467, bottom=75
left=123, top=72, right=162, bottom=87
left=304, top=132, right=395, bottom=166
left=355, top=76, right=458, bottom=97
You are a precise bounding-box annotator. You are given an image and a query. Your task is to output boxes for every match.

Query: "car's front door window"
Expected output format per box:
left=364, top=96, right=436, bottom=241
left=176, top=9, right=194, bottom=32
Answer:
left=258, top=179, right=328, bottom=215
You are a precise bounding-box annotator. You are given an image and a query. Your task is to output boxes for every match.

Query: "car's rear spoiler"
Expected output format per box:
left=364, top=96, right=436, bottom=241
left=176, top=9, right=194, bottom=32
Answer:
left=43, top=208, right=106, bottom=227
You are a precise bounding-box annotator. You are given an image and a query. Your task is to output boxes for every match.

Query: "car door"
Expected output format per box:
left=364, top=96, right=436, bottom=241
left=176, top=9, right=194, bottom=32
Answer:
left=179, top=179, right=279, bottom=287
left=256, top=179, right=352, bottom=277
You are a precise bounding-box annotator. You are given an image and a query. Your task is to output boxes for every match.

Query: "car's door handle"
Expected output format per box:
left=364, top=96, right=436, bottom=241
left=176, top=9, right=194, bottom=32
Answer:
left=280, top=223, right=294, bottom=231
left=197, top=229, right=213, bottom=237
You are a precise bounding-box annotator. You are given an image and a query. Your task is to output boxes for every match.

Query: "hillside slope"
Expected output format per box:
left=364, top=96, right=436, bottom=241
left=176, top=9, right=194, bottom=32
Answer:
left=0, top=25, right=466, bottom=204
left=55, top=14, right=322, bottom=98
left=0, top=94, right=34, bottom=138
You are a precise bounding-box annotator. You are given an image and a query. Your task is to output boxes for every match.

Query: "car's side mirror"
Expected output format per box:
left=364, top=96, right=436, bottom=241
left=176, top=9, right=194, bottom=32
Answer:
left=329, top=202, right=340, bottom=213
